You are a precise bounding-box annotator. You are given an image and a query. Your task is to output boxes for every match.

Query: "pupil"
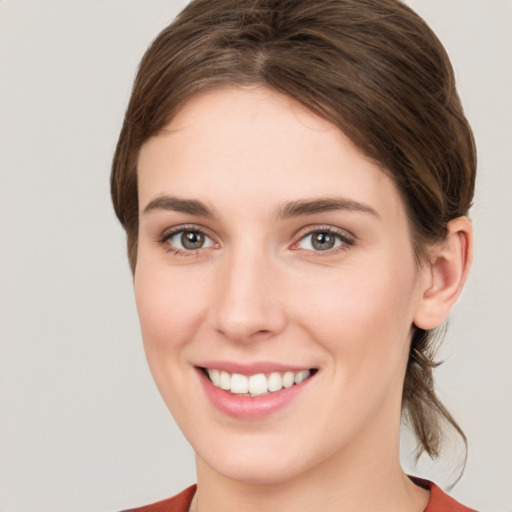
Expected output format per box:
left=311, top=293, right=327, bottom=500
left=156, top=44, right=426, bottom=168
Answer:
left=312, top=232, right=334, bottom=250
left=181, top=231, right=204, bottom=250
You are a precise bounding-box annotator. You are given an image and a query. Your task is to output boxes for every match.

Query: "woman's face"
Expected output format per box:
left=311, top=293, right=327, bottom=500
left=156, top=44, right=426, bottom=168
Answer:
left=135, top=86, right=428, bottom=484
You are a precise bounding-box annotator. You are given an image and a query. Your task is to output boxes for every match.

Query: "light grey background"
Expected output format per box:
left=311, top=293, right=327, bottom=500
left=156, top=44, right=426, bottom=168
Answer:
left=0, top=1, right=510, bottom=511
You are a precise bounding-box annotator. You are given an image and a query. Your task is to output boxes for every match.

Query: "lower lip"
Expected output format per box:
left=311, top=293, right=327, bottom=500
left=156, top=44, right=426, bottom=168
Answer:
left=197, top=369, right=314, bottom=420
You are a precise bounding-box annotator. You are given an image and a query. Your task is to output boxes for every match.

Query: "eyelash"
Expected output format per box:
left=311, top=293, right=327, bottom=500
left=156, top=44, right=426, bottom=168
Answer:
left=159, top=225, right=217, bottom=257
left=158, top=225, right=355, bottom=257
left=292, top=226, right=355, bottom=256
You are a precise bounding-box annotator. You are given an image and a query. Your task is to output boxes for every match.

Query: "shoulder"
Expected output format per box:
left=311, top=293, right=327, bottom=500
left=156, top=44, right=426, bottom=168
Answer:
left=119, top=480, right=476, bottom=512
left=413, top=478, right=475, bottom=512
left=120, top=485, right=196, bottom=512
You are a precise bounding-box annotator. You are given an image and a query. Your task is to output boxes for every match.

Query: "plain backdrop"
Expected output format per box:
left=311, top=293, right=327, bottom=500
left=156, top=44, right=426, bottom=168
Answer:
left=0, top=1, right=511, bottom=511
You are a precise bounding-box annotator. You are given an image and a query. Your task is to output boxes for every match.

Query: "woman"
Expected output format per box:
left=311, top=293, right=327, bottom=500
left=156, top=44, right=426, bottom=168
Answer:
left=111, top=0, right=476, bottom=510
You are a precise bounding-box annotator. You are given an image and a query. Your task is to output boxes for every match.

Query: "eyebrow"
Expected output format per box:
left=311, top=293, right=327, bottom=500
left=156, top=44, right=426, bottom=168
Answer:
left=276, top=198, right=379, bottom=219
left=142, top=196, right=214, bottom=217
left=142, top=195, right=379, bottom=219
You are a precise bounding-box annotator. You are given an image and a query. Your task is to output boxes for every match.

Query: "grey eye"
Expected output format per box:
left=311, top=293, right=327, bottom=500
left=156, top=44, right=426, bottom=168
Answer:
left=311, top=232, right=336, bottom=250
left=181, top=230, right=205, bottom=250
left=297, top=230, right=346, bottom=251
left=166, top=229, right=215, bottom=251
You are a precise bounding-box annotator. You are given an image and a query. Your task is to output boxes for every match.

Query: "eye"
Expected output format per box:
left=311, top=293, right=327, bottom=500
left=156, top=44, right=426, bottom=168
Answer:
left=162, top=228, right=216, bottom=252
left=296, top=229, right=353, bottom=252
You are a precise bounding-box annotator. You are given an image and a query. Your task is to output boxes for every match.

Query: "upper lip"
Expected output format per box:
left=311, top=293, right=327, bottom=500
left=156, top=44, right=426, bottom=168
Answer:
left=196, top=360, right=315, bottom=375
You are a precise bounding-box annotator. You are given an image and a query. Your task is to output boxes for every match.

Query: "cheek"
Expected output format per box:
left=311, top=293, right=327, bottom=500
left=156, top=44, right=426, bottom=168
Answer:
left=134, top=259, right=210, bottom=368
left=133, top=261, right=215, bottom=430
left=294, top=255, right=418, bottom=379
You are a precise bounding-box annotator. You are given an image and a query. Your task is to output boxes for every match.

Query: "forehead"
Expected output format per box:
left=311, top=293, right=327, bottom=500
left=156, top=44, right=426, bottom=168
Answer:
left=137, top=86, right=405, bottom=223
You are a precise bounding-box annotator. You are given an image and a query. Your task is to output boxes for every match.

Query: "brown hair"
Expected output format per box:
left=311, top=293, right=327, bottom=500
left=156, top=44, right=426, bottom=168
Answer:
left=111, top=0, right=476, bottom=469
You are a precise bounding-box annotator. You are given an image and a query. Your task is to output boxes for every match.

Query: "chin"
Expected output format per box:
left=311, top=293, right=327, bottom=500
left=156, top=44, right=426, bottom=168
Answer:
left=193, top=428, right=334, bottom=486
left=202, top=452, right=307, bottom=485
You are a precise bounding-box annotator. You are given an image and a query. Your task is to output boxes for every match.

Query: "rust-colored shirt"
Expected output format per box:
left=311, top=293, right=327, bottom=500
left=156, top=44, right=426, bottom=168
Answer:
left=123, top=480, right=475, bottom=512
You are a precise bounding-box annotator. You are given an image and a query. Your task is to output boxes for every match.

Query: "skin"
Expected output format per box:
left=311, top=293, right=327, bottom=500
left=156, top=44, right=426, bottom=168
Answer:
left=135, top=86, right=472, bottom=512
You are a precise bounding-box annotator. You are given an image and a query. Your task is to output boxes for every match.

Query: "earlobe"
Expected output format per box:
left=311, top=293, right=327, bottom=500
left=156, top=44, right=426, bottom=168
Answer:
left=414, top=217, right=473, bottom=330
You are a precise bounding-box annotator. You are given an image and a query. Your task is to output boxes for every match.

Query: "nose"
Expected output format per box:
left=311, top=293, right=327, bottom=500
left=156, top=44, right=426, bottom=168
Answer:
left=209, top=246, right=286, bottom=344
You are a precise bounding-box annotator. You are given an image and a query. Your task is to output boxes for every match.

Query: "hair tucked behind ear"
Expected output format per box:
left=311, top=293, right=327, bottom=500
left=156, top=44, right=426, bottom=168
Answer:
left=403, top=327, right=467, bottom=477
left=111, top=0, right=476, bottom=473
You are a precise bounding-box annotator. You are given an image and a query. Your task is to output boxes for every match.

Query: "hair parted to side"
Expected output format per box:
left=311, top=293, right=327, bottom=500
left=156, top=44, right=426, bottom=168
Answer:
left=111, top=0, right=476, bottom=475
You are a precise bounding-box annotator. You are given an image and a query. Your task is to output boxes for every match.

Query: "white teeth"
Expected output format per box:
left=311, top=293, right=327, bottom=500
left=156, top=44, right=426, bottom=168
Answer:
left=294, top=370, right=310, bottom=384
left=267, top=372, right=283, bottom=392
left=208, top=368, right=220, bottom=387
left=282, top=371, right=295, bottom=388
left=230, top=373, right=249, bottom=394
left=206, top=368, right=312, bottom=396
left=219, top=371, right=231, bottom=390
left=248, top=373, right=267, bottom=396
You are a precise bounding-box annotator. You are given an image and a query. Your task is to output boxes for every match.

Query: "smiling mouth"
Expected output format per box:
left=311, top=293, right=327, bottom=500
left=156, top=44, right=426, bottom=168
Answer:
left=200, top=368, right=317, bottom=397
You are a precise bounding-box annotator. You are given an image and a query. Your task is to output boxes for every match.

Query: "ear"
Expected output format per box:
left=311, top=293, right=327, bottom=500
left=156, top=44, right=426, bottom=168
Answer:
left=414, top=216, right=473, bottom=330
